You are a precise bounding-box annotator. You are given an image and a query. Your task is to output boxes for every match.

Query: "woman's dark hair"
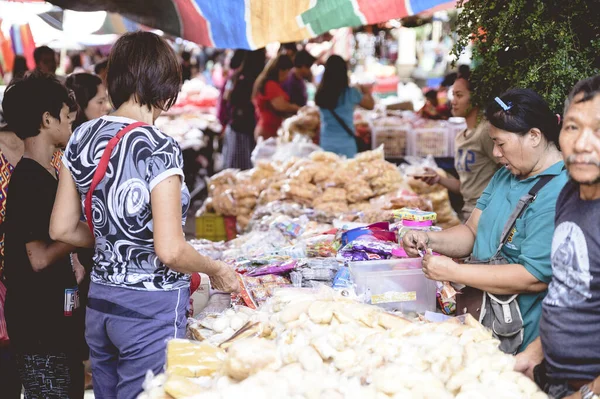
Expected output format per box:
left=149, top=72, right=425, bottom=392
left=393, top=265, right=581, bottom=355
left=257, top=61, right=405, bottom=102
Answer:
left=66, top=73, right=103, bottom=129
left=94, top=60, right=108, bottom=75
left=11, top=56, right=28, bottom=81
left=252, top=54, right=293, bottom=98
left=107, top=31, right=181, bottom=111
left=70, top=53, right=82, bottom=69
left=314, top=55, right=349, bottom=110
left=485, top=88, right=560, bottom=148
left=564, top=75, right=600, bottom=115
left=294, top=50, right=316, bottom=69
left=2, top=72, right=77, bottom=140
left=425, top=89, right=439, bottom=106
left=441, top=72, right=457, bottom=88
left=458, top=64, right=471, bottom=80
left=230, top=50, right=247, bottom=70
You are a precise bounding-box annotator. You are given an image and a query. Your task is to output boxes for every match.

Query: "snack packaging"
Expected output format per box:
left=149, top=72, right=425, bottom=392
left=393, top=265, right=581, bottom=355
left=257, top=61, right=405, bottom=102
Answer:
left=166, top=339, right=225, bottom=377
left=392, top=207, right=437, bottom=222
left=305, top=234, right=339, bottom=258
left=436, top=281, right=457, bottom=315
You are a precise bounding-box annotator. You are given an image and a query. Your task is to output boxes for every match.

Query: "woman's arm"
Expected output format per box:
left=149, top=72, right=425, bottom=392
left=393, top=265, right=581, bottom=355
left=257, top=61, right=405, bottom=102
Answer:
left=358, top=85, right=375, bottom=110
left=403, top=209, right=481, bottom=258
left=151, top=175, right=238, bottom=292
left=50, top=166, right=95, bottom=248
left=25, top=240, right=76, bottom=272
left=270, top=96, right=300, bottom=114
left=422, top=255, right=548, bottom=295
left=415, top=169, right=462, bottom=194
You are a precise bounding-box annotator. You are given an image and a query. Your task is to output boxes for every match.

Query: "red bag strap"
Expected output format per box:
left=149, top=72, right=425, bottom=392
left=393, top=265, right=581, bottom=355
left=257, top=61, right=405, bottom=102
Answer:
left=85, top=122, right=147, bottom=233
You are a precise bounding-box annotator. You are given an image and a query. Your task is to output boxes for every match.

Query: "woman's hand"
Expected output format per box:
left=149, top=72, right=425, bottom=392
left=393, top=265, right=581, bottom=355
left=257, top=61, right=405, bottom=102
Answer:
left=72, top=253, right=86, bottom=285
left=210, top=262, right=240, bottom=293
left=413, top=167, right=441, bottom=186
left=422, top=254, right=457, bottom=282
left=402, top=230, right=430, bottom=258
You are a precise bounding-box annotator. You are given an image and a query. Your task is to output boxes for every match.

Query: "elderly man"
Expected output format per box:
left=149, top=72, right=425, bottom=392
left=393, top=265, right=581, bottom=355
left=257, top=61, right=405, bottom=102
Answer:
left=516, top=75, right=600, bottom=399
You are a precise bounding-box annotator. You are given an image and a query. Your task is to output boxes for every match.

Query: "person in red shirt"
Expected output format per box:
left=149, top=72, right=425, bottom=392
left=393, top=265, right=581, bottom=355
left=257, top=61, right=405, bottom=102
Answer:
left=252, top=55, right=300, bottom=140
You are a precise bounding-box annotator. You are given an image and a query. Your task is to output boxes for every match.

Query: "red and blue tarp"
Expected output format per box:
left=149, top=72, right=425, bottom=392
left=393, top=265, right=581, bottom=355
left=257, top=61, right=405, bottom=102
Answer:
left=40, top=0, right=457, bottom=49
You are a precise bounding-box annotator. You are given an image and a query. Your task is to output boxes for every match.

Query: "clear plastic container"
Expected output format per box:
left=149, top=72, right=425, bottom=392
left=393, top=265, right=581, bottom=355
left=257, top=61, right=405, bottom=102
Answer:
left=349, top=259, right=437, bottom=314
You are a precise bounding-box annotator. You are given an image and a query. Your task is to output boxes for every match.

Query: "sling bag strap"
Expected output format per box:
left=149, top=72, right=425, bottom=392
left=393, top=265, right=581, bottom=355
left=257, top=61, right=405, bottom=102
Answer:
left=490, top=174, right=555, bottom=259
left=328, top=108, right=356, bottom=139
left=85, top=122, right=147, bottom=233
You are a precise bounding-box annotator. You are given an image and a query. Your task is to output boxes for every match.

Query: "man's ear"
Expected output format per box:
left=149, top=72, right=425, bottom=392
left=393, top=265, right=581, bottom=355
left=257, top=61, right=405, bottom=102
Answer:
left=41, top=111, right=53, bottom=129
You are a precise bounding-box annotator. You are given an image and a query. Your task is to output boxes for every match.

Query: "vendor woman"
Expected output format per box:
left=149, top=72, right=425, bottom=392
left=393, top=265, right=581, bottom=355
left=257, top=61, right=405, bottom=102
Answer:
left=403, top=89, right=568, bottom=353
left=415, top=72, right=499, bottom=221
left=49, top=32, right=239, bottom=399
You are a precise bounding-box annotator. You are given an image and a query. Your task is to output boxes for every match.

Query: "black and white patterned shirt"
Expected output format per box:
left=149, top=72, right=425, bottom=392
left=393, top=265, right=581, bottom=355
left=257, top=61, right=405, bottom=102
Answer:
left=63, top=116, right=191, bottom=291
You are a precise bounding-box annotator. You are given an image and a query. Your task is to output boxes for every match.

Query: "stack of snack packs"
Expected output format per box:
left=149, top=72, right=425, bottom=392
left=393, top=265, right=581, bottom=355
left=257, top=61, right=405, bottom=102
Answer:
left=407, top=170, right=461, bottom=229
left=141, top=287, right=547, bottom=399
left=202, top=147, right=419, bottom=232
left=281, top=106, right=320, bottom=143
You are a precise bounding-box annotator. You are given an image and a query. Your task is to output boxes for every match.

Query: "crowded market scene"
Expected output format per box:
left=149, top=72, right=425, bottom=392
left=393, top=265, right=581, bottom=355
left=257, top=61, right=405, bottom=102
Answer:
left=0, top=0, right=598, bottom=398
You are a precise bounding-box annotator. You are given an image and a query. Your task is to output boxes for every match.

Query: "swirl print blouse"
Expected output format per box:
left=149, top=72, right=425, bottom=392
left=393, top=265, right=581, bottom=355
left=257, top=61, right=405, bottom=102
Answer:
left=63, top=115, right=191, bottom=291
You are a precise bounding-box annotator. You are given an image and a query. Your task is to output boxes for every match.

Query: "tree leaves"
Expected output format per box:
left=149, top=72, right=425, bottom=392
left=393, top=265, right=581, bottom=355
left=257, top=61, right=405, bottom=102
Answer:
left=452, top=0, right=600, bottom=113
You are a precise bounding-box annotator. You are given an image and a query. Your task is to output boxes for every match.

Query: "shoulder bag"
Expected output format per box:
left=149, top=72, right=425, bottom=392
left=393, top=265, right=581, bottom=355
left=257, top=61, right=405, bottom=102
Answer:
left=327, top=108, right=370, bottom=153
left=456, top=174, right=555, bottom=354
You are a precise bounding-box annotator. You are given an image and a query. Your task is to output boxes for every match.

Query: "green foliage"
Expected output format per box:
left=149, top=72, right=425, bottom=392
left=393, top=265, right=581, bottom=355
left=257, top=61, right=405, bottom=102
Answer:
left=452, top=0, right=600, bottom=113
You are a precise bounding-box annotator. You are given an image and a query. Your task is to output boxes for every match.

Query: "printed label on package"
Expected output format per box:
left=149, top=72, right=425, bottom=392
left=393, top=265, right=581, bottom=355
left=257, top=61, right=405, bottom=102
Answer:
left=371, top=291, right=417, bottom=304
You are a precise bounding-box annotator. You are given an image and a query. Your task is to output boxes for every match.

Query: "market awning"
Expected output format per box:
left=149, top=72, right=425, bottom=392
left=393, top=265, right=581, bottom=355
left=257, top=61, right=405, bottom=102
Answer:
left=38, top=0, right=457, bottom=49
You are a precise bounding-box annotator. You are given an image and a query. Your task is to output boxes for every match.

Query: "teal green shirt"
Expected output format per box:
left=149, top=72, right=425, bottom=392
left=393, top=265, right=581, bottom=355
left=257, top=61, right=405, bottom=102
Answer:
left=473, top=161, right=568, bottom=352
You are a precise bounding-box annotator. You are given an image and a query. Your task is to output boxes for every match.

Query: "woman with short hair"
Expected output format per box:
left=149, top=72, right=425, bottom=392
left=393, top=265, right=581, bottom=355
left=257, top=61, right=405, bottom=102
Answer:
left=50, top=32, right=238, bottom=399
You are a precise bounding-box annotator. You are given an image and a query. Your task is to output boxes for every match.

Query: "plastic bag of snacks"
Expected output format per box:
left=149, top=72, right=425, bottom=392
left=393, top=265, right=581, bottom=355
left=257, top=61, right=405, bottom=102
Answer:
left=305, top=234, right=339, bottom=258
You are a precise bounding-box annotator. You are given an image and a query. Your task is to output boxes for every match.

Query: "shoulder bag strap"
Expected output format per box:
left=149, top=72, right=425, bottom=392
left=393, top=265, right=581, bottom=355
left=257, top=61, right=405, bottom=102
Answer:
left=85, top=122, right=147, bottom=233
left=328, top=108, right=356, bottom=139
left=492, top=174, right=556, bottom=257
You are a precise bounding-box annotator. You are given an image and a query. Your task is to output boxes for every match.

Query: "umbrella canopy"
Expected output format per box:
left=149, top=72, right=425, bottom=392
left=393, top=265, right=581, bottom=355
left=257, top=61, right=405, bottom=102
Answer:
left=44, top=0, right=457, bottom=49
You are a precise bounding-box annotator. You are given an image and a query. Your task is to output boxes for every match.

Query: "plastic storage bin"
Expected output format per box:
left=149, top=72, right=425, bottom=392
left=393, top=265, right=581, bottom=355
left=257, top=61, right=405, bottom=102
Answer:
left=349, top=258, right=437, bottom=314
left=196, top=214, right=237, bottom=242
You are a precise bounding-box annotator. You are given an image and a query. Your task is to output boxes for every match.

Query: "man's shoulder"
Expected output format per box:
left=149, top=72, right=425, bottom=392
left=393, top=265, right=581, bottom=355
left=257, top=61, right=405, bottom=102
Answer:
left=556, top=180, right=579, bottom=208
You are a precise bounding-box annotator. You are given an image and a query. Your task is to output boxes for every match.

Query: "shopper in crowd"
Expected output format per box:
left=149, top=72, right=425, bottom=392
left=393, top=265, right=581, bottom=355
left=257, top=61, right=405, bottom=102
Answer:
left=181, top=51, right=193, bottom=82
left=94, top=60, right=108, bottom=84
left=0, top=111, right=25, bottom=399
left=514, top=76, right=600, bottom=399
left=49, top=32, right=238, bottom=399
left=415, top=72, right=499, bottom=221
left=418, top=89, right=445, bottom=120
left=403, top=89, right=568, bottom=354
left=6, top=55, right=28, bottom=84
left=2, top=72, right=85, bottom=399
left=315, top=55, right=374, bottom=158
left=70, top=53, right=85, bottom=74
left=281, top=42, right=298, bottom=62
left=282, top=49, right=316, bottom=108
left=66, top=73, right=110, bottom=129
left=33, top=45, right=58, bottom=76
left=217, top=49, right=247, bottom=129
left=222, top=50, right=266, bottom=170
left=253, top=54, right=299, bottom=140
left=66, top=71, right=110, bottom=388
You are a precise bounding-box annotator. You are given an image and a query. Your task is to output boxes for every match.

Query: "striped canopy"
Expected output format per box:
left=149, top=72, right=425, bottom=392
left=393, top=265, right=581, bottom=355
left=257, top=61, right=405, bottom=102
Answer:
left=45, top=0, right=457, bottom=49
